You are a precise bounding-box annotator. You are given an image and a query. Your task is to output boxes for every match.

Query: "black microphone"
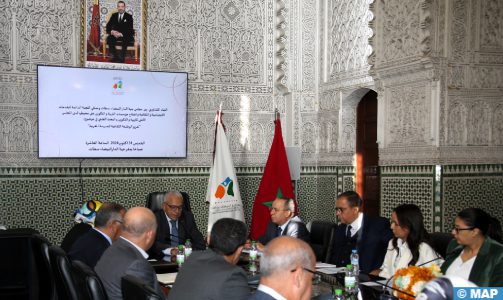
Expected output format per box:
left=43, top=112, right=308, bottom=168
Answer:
left=417, top=255, right=443, bottom=267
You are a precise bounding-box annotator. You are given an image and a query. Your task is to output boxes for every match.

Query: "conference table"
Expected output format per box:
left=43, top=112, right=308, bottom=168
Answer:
left=150, top=257, right=389, bottom=299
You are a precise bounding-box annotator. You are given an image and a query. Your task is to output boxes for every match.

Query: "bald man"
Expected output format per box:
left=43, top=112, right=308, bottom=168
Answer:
left=245, top=236, right=316, bottom=300
left=95, top=207, right=164, bottom=300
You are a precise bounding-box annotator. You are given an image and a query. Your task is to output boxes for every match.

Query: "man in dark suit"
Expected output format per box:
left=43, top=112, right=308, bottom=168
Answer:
left=148, top=191, right=206, bottom=259
left=168, top=218, right=249, bottom=300
left=95, top=207, right=164, bottom=300
left=245, top=236, right=316, bottom=300
left=68, top=202, right=125, bottom=268
left=256, top=197, right=310, bottom=250
left=329, top=191, right=392, bottom=273
left=106, top=1, right=134, bottom=62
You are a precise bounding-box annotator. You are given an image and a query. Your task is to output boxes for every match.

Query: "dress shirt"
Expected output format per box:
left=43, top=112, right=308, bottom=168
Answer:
left=94, top=228, right=112, bottom=245
left=445, top=252, right=476, bottom=281
left=348, top=213, right=363, bottom=237
left=257, top=284, right=287, bottom=300
left=120, top=236, right=148, bottom=259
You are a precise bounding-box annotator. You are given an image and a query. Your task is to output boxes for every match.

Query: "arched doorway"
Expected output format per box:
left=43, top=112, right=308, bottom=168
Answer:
left=355, top=90, right=379, bottom=216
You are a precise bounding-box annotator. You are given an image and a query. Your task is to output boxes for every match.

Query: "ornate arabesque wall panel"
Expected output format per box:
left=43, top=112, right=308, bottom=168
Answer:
left=0, top=166, right=348, bottom=243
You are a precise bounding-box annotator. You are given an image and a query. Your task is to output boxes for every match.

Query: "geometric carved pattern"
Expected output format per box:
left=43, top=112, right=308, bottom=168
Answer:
left=381, top=166, right=435, bottom=232
left=442, top=164, right=503, bottom=233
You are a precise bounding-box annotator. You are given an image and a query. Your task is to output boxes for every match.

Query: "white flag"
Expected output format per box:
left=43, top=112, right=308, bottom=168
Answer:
left=206, top=110, right=245, bottom=234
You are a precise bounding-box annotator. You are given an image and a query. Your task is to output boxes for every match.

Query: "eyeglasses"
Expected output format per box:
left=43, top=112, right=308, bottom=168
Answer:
left=452, top=227, right=474, bottom=234
left=270, top=207, right=289, bottom=213
left=165, top=204, right=183, bottom=211
left=335, top=207, right=348, bottom=213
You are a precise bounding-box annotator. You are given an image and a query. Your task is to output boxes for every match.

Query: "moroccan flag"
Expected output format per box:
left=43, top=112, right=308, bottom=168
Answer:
left=249, top=112, right=294, bottom=240
left=88, top=0, right=101, bottom=52
left=205, top=109, right=245, bottom=234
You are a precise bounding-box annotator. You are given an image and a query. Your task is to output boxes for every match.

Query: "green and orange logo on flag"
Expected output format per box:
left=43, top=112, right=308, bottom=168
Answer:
left=214, top=176, right=234, bottom=199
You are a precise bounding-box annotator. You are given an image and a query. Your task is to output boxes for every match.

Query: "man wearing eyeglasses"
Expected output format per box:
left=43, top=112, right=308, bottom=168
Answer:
left=256, top=197, right=310, bottom=251
left=68, top=202, right=126, bottom=268
left=328, top=191, right=392, bottom=273
left=245, top=236, right=316, bottom=300
left=149, top=191, right=205, bottom=258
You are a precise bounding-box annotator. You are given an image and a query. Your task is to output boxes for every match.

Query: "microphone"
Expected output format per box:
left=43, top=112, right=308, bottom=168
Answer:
left=417, top=255, right=443, bottom=267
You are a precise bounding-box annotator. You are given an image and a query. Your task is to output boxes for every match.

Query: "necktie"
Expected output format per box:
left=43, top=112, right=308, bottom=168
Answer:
left=119, top=14, right=122, bottom=22
left=346, top=225, right=352, bottom=239
left=276, top=226, right=282, bottom=237
left=170, top=220, right=179, bottom=247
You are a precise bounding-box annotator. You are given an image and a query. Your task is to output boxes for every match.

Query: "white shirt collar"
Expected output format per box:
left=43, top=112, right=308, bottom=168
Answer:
left=120, top=236, right=149, bottom=259
left=348, top=212, right=363, bottom=236
left=93, top=227, right=112, bottom=245
left=257, top=284, right=287, bottom=300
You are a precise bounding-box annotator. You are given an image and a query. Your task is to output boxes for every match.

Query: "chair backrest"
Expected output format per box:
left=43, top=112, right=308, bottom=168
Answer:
left=48, top=245, right=79, bottom=300
left=72, top=260, right=108, bottom=300
left=309, top=221, right=338, bottom=263
left=146, top=191, right=191, bottom=212
left=32, top=234, right=57, bottom=300
left=429, top=232, right=454, bottom=258
left=121, top=274, right=161, bottom=300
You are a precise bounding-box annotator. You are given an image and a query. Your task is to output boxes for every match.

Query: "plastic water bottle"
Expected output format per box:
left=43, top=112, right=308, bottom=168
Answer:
left=249, top=241, right=258, bottom=262
left=249, top=261, right=257, bottom=275
left=184, top=239, right=192, bottom=258
left=344, top=264, right=357, bottom=298
left=176, top=244, right=185, bottom=266
left=333, top=288, right=344, bottom=300
left=350, top=249, right=359, bottom=277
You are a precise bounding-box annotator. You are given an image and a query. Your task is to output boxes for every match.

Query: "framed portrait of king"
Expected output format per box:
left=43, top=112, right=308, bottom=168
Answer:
left=81, top=0, right=145, bottom=69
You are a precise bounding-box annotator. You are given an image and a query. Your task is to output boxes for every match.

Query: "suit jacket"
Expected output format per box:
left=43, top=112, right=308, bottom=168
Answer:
left=106, top=12, right=134, bottom=40
left=329, top=214, right=392, bottom=273
left=68, top=228, right=110, bottom=268
left=149, top=210, right=206, bottom=258
left=95, top=238, right=164, bottom=300
left=168, top=249, right=249, bottom=300
left=244, top=290, right=277, bottom=300
left=441, top=237, right=503, bottom=286
left=61, top=222, right=92, bottom=253
left=258, top=216, right=310, bottom=245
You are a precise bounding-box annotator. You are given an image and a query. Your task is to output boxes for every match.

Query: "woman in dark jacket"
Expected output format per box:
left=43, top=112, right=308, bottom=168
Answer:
left=441, top=208, right=503, bottom=286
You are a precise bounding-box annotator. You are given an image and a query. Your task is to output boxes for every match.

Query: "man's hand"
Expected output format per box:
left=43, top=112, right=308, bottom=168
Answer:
left=111, top=30, right=123, bottom=38
left=170, top=248, right=179, bottom=256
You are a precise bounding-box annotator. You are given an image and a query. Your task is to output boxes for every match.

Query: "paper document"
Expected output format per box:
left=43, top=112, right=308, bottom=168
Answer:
left=360, top=279, right=388, bottom=287
left=316, top=267, right=346, bottom=274
left=157, top=272, right=178, bottom=284
left=315, top=262, right=337, bottom=268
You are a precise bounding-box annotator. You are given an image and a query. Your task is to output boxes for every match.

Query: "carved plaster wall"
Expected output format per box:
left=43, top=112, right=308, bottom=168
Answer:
left=370, top=0, right=503, bottom=165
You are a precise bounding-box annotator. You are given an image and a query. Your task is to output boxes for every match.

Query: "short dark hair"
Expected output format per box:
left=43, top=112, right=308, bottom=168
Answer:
left=209, top=218, right=247, bottom=256
left=337, top=191, right=362, bottom=208
left=118, top=1, right=126, bottom=5
left=94, top=202, right=125, bottom=228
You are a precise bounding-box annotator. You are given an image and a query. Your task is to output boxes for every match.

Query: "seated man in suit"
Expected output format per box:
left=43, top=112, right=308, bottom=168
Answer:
left=329, top=191, right=392, bottom=273
left=106, top=1, right=134, bottom=62
left=256, top=197, right=310, bottom=250
left=95, top=207, right=164, bottom=300
left=168, top=218, right=249, bottom=300
left=68, top=202, right=125, bottom=268
left=148, top=191, right=206, bottom=258
left=245, top=236, right=316, bottom=300
left=61, top=200, right=103, bottom=252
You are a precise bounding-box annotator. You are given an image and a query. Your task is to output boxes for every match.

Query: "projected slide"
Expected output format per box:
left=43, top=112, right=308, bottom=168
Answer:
left=38, top=66, right=187, bottom=158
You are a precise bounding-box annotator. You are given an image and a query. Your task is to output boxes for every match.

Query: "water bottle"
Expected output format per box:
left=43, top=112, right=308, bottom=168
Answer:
left=350, top=249, right=359, bottom=277
left=344, top=264, right=357, bottom=297
left=333, top=288, right=345, bottom=300
left=249, top=261, right=257, bottom=275
left=176, top=244, right=185, bottom=266
left=249, top=241, right=258, bottom=262
left=184, top=239, right=192, bottom=258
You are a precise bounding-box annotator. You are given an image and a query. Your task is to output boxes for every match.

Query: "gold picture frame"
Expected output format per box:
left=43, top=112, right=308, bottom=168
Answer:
left=80, top=0, right=146, bottom=69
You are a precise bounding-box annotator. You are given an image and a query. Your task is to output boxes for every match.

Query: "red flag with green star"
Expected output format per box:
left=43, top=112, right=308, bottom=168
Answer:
left=249, top=112, right=295, bottom=239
